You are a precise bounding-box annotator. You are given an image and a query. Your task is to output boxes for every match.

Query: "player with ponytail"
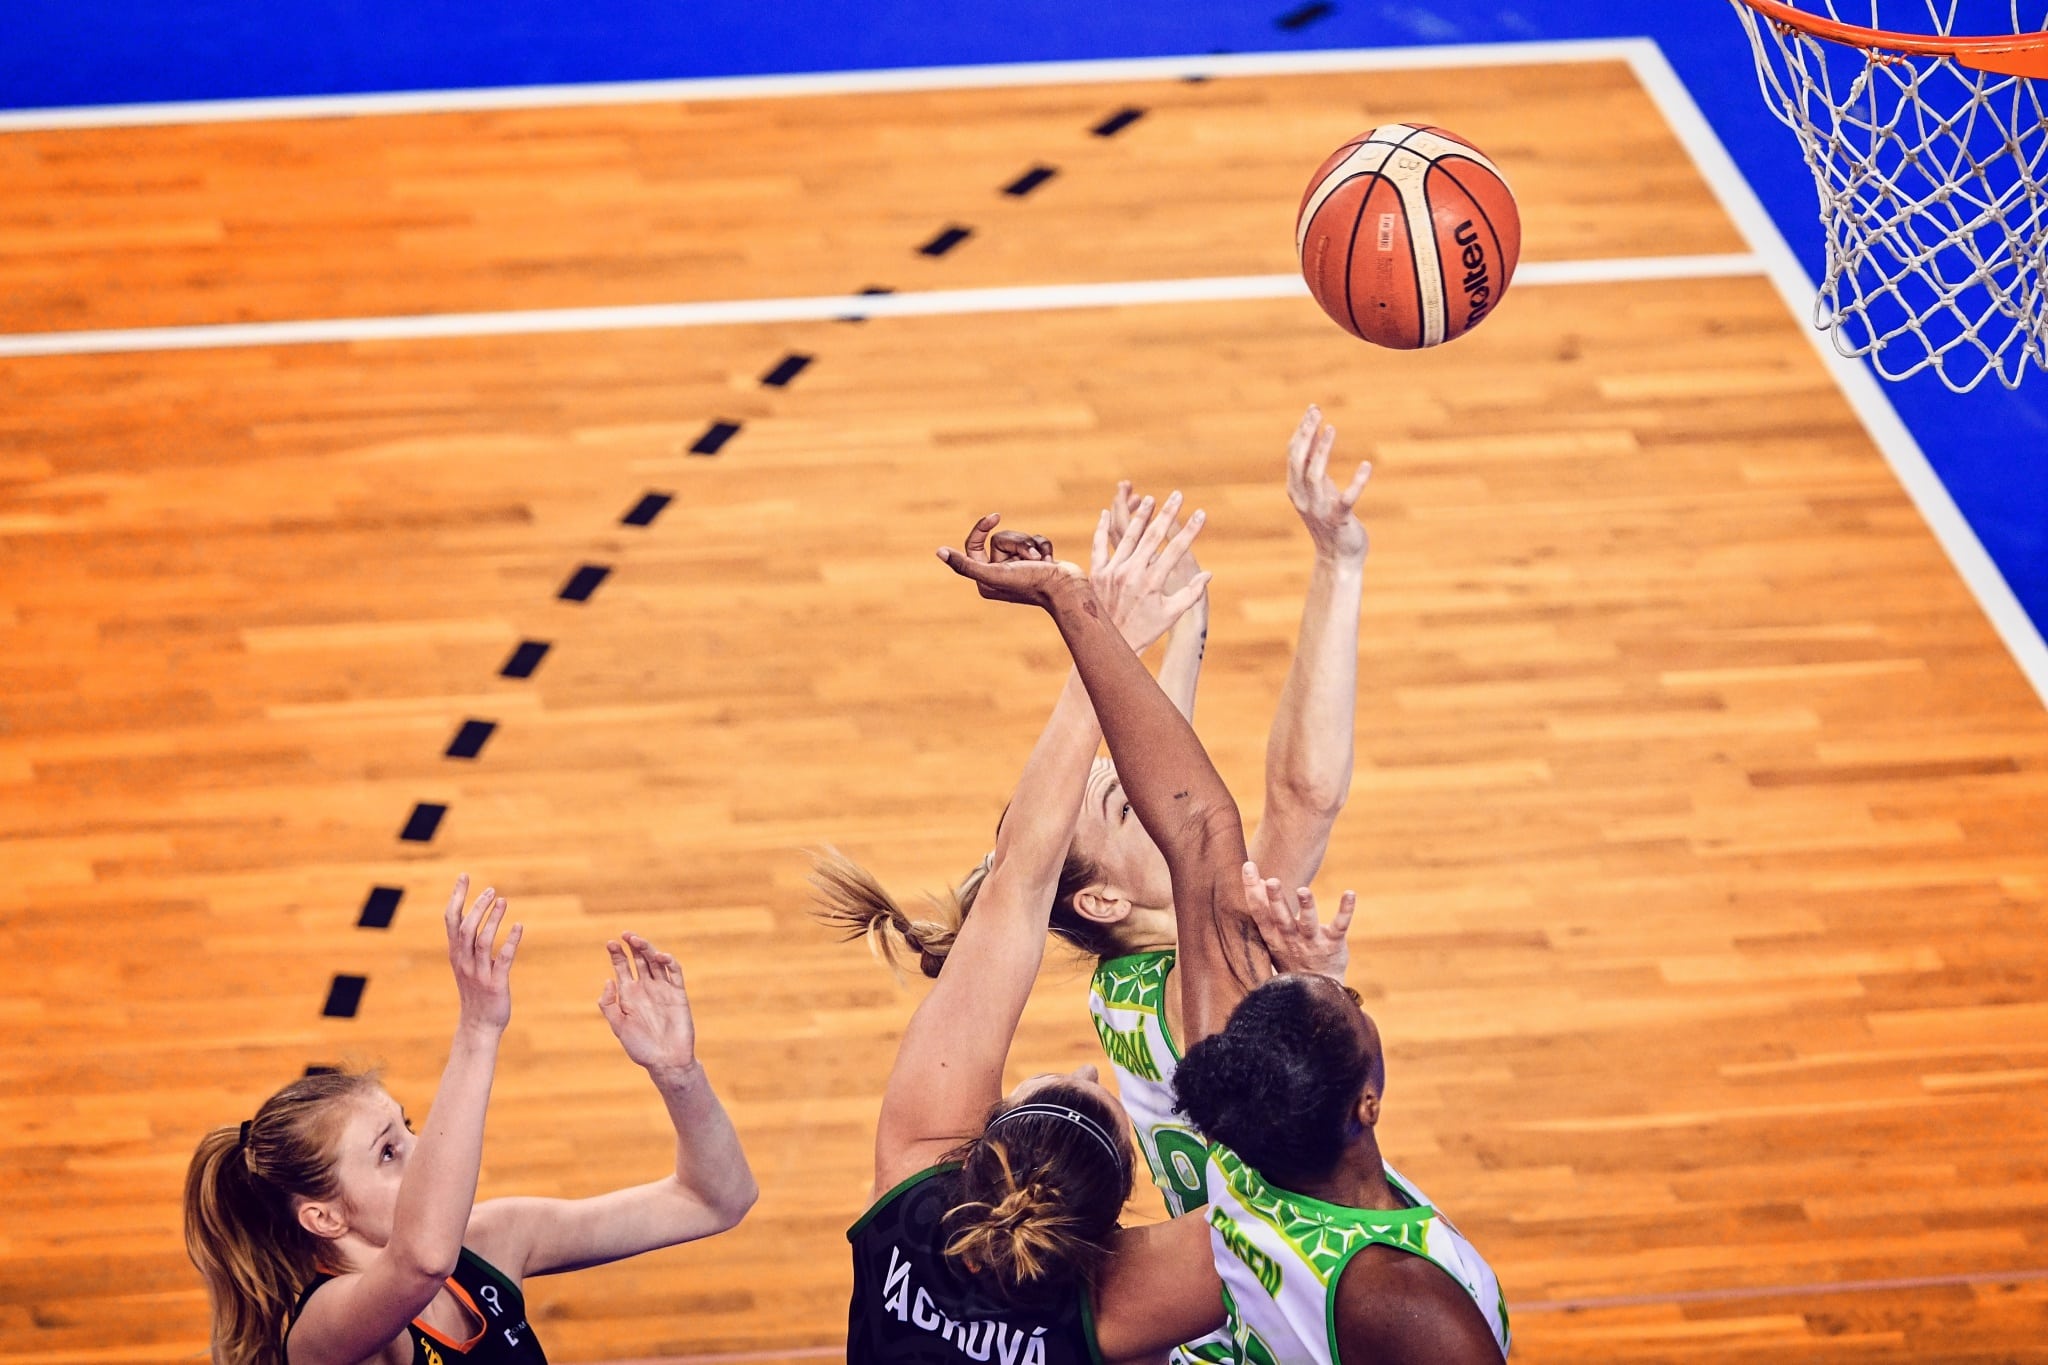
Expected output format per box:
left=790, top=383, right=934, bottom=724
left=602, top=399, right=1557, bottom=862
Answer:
left=183, top=877, right=757, bottom=1365
left=845, top=502, right=1228, bottom=1365
left=942, top=480, right=1511, bottom=1364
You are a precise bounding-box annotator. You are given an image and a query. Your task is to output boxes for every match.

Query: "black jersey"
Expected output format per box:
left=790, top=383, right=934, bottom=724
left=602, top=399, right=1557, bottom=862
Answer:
left=846, top=1164, right=1105, bottom=1365
left=287, top=1246, right=547, bottom=1365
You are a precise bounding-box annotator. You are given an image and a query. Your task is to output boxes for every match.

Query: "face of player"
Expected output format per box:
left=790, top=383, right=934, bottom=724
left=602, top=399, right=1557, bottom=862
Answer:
left=302, top=1087, right=415, bottom=1251
left=1069, top=758, right=1174, bottom=915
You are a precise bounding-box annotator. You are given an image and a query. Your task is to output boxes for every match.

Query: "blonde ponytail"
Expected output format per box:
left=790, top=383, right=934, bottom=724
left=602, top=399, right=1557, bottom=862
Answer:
left=809, top=848, right=988, bottom=979
left=183, top=1070, right=381, bottom=1365
left=943, top=1145, right=1096, bottom=1296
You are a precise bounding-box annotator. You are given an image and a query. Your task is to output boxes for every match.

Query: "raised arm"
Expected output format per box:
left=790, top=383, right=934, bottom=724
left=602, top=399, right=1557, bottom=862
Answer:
left=875, top=507, right=1206, bottom=1189
left=940, top=512, right=1258, bottom=1047
left=1249, top=406, right=1371, bottom=890
left=1110, top=480, right=1209, bottom=720
left=467, top=934, right=757, bottom=1278
left=288, top=878, right=521, bottom=1365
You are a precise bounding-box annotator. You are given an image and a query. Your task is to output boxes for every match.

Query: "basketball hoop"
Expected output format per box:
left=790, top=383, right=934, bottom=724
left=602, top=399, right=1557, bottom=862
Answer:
left=1729, top=0, right=2048, bottom=391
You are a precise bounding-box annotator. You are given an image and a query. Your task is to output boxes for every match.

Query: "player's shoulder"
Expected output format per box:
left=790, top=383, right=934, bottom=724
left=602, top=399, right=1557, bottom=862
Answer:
left=1331, top=1244, right=1501, bottom=1365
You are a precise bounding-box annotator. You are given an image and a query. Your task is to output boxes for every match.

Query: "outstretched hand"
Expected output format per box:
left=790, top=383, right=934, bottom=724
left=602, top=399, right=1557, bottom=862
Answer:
left=937, top=513, right=1086, bottom=606
left=1241, top=860, right=1354, bottom=982
left=1108, top=480, right=1203, bottom=597
left=1088, top=489, right=1212, bottom=652
left=598, top=932, right=699, bottom=1078
left=444, top=874, right=521, bottom=1032
left=1286, top=404, right=1372, bottom=563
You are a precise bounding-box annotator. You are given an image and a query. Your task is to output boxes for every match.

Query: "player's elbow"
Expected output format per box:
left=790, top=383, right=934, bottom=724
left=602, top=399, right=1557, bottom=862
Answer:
left=691, top=1170, right=760, bottom=1235
left=388, top=1240, right=462, bottom=1288
left=1269, top=773, right=1349, bottom=823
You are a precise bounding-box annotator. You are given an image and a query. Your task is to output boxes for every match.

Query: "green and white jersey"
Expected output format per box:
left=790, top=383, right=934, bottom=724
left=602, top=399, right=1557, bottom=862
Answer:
left=1206, top=1144, right=1510, bottom=1364
left=1087, top=951, right=1234, bottom=1365
left=1088, top=951, right=1210, bottom=1217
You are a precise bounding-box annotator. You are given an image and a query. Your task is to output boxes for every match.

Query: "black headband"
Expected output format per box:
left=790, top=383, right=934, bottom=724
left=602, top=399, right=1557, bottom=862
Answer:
left=238, top=1120, right=253, bottom=1150
left=985, top=1101, right=1128, bottom=1181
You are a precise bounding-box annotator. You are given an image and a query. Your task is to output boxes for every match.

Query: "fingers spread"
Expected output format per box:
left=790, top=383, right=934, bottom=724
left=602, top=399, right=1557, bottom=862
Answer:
left=1330, top=891, right=1357, bottom=936
left=496, top=921, right=524, bottom=967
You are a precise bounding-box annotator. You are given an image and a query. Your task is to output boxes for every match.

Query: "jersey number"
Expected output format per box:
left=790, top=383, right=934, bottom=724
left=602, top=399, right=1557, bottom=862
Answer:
left=1151, top=1128, right=1210, bottom=1216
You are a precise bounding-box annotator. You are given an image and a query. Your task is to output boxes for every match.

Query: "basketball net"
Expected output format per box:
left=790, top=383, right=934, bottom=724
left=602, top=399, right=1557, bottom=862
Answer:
left=1730, top=0, right=2048, bottom=391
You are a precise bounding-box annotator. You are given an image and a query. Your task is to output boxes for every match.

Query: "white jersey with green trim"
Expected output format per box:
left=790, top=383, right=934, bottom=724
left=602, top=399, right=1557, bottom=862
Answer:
left=1087, top=950, right=1234, bottom=1365
left=1088, top=950, right=1209, bottom=1216
left=1205, top=1143, right=1511, bottom=1364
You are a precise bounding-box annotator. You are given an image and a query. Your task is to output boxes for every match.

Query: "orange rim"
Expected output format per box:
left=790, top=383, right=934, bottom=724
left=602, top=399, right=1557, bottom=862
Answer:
left=1735, top=0, right=2048, bottom=77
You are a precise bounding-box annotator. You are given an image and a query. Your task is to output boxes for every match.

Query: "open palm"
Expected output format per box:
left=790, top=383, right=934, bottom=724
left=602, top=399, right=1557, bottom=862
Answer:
left=598, top=933, right=698, bottom=1074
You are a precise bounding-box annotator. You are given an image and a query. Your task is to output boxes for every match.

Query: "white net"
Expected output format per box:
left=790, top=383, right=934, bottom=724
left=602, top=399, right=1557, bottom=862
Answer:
left=1732, top=0, right=2048, bottom=390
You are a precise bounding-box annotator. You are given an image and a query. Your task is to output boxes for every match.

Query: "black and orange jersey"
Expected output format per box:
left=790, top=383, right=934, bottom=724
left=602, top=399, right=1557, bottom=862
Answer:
left=288, top=1246, right=547, bottom=1365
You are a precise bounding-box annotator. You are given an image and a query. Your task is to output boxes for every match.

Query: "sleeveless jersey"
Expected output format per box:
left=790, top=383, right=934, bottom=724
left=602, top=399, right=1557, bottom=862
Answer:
left=1205, top=1144, right=1510, bottom=1364
left=1086, top=951, right=1234, bottom=1365
left=287, top=1246, right=546, bottom=1365
left=1087, top=951, right=1208, bottom=1217
left=846, top=1164, right=1105, bottom=1365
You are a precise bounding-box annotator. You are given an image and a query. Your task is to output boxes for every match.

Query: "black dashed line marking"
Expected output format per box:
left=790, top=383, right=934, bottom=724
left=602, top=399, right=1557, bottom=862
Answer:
left=691, top=420, right=741, bottom=455
left=1277, top=1, right=1335, bottom=30
left=1093, top=107, right=1145, bottom=137
left=322, top=975, right=367, bottom=1018
left=1003, top=166, right=1058, bottom=197
left=357, top=886, right=402, bottom=929
left=558, top=564, right=611, bottom=602
left=399, top=803, right=446, bottom=843
left=445, top=719, right=496, bottom=759
left=761, top=353, right=813, bottom=387
left=919, top=226, right=973, bottom=257
left=501, top=640, right=550, bottom=678
left=622, top=491, right=673, bottom=526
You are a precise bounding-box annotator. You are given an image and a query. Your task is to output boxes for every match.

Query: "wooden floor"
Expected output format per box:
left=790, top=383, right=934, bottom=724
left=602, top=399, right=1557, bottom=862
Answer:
left=4, top=56, right=2048, bottom=1365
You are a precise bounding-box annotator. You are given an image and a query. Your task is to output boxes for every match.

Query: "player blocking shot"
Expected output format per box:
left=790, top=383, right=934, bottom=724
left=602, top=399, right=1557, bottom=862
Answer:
left=842, top=505, right=1230, bottom=1365
left=941, top=490, right=1510, bottom=1363
left=182, top=877, right=757, bottom=1365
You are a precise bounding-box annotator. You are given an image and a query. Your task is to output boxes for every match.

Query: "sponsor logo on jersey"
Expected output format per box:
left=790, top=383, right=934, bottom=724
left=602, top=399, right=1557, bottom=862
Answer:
left=1092, top=1016, right=1162, bottom=1082
left=880, top=1245, right=1053, bottom=1364
left=1453, top=220, right=1493, bottom=327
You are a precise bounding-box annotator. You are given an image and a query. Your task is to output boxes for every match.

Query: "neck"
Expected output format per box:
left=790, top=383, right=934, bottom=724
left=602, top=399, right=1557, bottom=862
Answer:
left=1113, top=902, right=1177, bottom=955
left=1291, top=1132, right=1400, bottom=1210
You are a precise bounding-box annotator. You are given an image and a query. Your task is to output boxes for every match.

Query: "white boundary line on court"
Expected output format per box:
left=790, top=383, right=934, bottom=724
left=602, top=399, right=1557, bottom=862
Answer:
left=0, top=255, right=1763, bottom=359
left=1621, top=40, right=2048, bottom=708
left=0, top=40, right=1649, bottom=131
left=562, top=1265, right=2048, bottom=1364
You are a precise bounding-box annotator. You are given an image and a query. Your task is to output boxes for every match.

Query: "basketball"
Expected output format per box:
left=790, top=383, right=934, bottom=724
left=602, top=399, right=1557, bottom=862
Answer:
left=1295, top=124, right=1522, bottom=349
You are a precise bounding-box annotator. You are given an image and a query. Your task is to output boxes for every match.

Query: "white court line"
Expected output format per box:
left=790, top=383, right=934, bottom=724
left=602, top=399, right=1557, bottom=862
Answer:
left=560, top=1265, right=2048, bottom=1364
left=1622, top=41, right=2048, bottom=709
left=0, top=40, right=1649, bottom=131
left=0, top=255, right=1761, bottom=359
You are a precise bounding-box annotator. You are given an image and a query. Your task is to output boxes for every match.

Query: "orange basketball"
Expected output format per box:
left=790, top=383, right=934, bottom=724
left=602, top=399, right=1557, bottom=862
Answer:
left=1295, top=124, right=1521, bottom=349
